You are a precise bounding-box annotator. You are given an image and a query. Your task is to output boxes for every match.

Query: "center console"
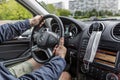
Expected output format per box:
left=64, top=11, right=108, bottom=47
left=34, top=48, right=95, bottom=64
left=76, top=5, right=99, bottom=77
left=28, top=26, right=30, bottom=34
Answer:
left=79, top=39, right=120, bottom=80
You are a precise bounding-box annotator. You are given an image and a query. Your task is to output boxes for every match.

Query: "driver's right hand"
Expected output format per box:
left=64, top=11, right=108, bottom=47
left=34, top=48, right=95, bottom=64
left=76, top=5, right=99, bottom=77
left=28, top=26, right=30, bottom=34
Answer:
left=53, top=38, right=67, bottom=59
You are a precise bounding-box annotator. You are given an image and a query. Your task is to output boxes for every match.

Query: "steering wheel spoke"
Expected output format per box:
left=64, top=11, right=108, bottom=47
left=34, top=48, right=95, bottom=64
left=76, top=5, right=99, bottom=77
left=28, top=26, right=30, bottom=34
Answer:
left=46, top=48, right=53, bottom=58
left=32, top=45, right=40, bottom=52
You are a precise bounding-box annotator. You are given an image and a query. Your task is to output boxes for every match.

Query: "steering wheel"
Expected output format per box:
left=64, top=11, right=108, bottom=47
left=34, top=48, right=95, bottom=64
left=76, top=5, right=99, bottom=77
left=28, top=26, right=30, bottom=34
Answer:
left=30, top=14, right=64, bottom=63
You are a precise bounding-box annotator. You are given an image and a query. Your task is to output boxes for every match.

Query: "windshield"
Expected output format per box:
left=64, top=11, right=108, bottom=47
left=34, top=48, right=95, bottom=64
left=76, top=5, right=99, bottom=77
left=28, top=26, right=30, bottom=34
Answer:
left=36, top=0, right=71, bottom=17
left=37, top=0, right=120, bottom=20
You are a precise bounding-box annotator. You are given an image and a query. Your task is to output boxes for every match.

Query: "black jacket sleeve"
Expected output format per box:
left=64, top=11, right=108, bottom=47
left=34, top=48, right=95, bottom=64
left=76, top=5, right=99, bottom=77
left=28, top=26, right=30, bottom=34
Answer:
left=0, top=20, right=31, bottom=43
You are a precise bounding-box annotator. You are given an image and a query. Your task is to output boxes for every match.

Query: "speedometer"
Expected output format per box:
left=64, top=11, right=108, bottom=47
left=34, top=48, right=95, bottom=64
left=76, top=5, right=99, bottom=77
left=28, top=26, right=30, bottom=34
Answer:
left=51, top=23, right=60, bottom=33
left=69, top=23, right=78, bottom=37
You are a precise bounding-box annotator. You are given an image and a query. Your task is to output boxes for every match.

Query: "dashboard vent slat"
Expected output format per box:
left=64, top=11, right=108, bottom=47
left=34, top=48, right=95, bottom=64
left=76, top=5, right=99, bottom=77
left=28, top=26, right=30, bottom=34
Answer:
left=89, top=23, right=104, bottom=34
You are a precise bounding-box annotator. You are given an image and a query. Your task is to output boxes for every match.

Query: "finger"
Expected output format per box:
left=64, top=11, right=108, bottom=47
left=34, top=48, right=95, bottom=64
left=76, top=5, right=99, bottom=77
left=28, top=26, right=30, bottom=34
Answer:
left=55, top=45, right=58, bottom=48
left=39, top=20, right=45, bottom=27
left=34, top=15, right=42, bottom=22
left=39, top=16, right=43, bottom=21
left=52, top=49, right=56, bottom=54
left=52, top=45, right=58, bottom=53
left=37, top=15, right=43, bottom=21
left=59, top=37, right=64, bottom=46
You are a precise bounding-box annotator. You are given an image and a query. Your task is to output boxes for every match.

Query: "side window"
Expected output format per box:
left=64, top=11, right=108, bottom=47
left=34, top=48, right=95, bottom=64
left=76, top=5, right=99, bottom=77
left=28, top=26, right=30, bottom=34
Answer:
left=0, top=0, right=32, bottom=20
left=0, top=0, right=33, bottom=38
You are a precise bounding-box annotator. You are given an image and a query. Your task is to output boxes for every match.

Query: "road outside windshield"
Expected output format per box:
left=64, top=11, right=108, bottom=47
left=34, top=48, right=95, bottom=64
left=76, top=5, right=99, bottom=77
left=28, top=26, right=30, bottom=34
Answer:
left=37, top=0, right=120, bottom=20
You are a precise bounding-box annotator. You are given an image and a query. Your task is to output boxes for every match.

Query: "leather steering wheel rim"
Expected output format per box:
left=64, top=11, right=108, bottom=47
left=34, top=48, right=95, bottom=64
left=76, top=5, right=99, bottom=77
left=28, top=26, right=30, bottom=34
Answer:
left=30, top=14, right=64, bottom=63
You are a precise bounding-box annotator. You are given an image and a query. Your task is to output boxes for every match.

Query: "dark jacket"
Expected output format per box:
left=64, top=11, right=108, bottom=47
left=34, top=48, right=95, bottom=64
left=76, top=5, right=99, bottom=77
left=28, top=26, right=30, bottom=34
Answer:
left=0, top=20, right=66, bottom=80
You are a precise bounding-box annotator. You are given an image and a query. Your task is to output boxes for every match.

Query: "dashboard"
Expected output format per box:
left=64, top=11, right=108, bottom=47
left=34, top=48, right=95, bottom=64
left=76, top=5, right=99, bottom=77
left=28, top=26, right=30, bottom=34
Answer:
left=51, top=17, right=120, bottom=80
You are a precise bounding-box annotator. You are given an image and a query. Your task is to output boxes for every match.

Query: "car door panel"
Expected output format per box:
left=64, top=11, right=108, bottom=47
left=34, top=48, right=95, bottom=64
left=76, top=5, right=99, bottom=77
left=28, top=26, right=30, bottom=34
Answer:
left=0, top=39, right=30, bottom=61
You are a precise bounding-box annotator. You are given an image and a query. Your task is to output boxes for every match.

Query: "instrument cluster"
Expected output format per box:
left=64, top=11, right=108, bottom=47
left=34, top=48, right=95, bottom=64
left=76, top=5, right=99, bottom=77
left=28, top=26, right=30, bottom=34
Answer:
left=51, top=23, right=79, bottom=39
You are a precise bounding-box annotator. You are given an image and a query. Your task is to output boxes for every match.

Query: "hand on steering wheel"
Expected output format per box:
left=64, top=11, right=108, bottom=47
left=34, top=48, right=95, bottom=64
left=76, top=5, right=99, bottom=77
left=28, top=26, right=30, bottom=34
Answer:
left=30, top=14, right=65, bottom=63
left=53, top=37, right=66, bottom=59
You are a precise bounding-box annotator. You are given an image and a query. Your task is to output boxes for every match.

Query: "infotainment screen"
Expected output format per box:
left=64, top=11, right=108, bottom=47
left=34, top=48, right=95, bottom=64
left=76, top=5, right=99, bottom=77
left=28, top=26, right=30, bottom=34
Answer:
left=94, top=49, right=117, bottom=67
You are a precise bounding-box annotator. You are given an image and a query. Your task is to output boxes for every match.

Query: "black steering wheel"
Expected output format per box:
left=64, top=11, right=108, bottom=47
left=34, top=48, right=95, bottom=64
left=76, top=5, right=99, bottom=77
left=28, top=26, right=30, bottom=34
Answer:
left=30, top=14, right=64, bottom=63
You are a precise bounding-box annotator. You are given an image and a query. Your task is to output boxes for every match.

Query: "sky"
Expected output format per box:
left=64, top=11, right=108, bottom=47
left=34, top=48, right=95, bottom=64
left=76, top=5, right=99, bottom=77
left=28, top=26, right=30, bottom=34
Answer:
left=119, top=0, right=120, bottom=9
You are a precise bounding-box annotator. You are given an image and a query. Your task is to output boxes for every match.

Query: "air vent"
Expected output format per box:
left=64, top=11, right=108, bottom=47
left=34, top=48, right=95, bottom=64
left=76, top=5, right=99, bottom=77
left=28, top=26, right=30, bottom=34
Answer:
left=89, top=23, right=104, bottom=34
left=112, top=23, right=120, bottom=40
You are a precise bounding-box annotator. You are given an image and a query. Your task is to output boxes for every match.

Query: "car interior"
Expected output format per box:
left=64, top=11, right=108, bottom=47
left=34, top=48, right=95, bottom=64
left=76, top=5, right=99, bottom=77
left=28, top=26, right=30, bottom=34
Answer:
left=0, top=0, right=120, bottom=80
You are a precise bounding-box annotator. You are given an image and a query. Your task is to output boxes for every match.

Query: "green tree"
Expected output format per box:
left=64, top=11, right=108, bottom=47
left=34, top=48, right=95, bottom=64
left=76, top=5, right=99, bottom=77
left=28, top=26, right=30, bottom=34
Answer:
left=105, top=10, right=113, bottom=16
left=0, top=0, right=7, bottom=4
left=0, top=0, right=32, bottom=20
left=99, top=10, right=105, bottom=16
left=75, top=11, right=82, bottom=16
left=40, top=2, right=60, bottom=16
left=47, top=4, right=55, bottom=14
left=46, top=4, right=60, bottom=16
left=38, top=2, right=70, bottom=16
left=57, top=8, right=71, bottom=16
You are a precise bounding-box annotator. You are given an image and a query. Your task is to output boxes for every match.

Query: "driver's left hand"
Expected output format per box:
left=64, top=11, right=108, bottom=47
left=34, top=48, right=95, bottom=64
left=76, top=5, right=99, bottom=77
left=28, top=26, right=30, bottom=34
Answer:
left=29, top=15, right=44, bottom=27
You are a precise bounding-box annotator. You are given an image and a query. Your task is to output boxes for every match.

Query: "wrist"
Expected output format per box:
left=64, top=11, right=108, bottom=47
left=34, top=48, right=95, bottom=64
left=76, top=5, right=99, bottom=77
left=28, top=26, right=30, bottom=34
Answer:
left=27, top=58, right=43, bottom=70
left=55, top=54, right=65, bottom=59
left=60, top=55, right=65, bottom=59
left=29, top=19, right=34, bottom=27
